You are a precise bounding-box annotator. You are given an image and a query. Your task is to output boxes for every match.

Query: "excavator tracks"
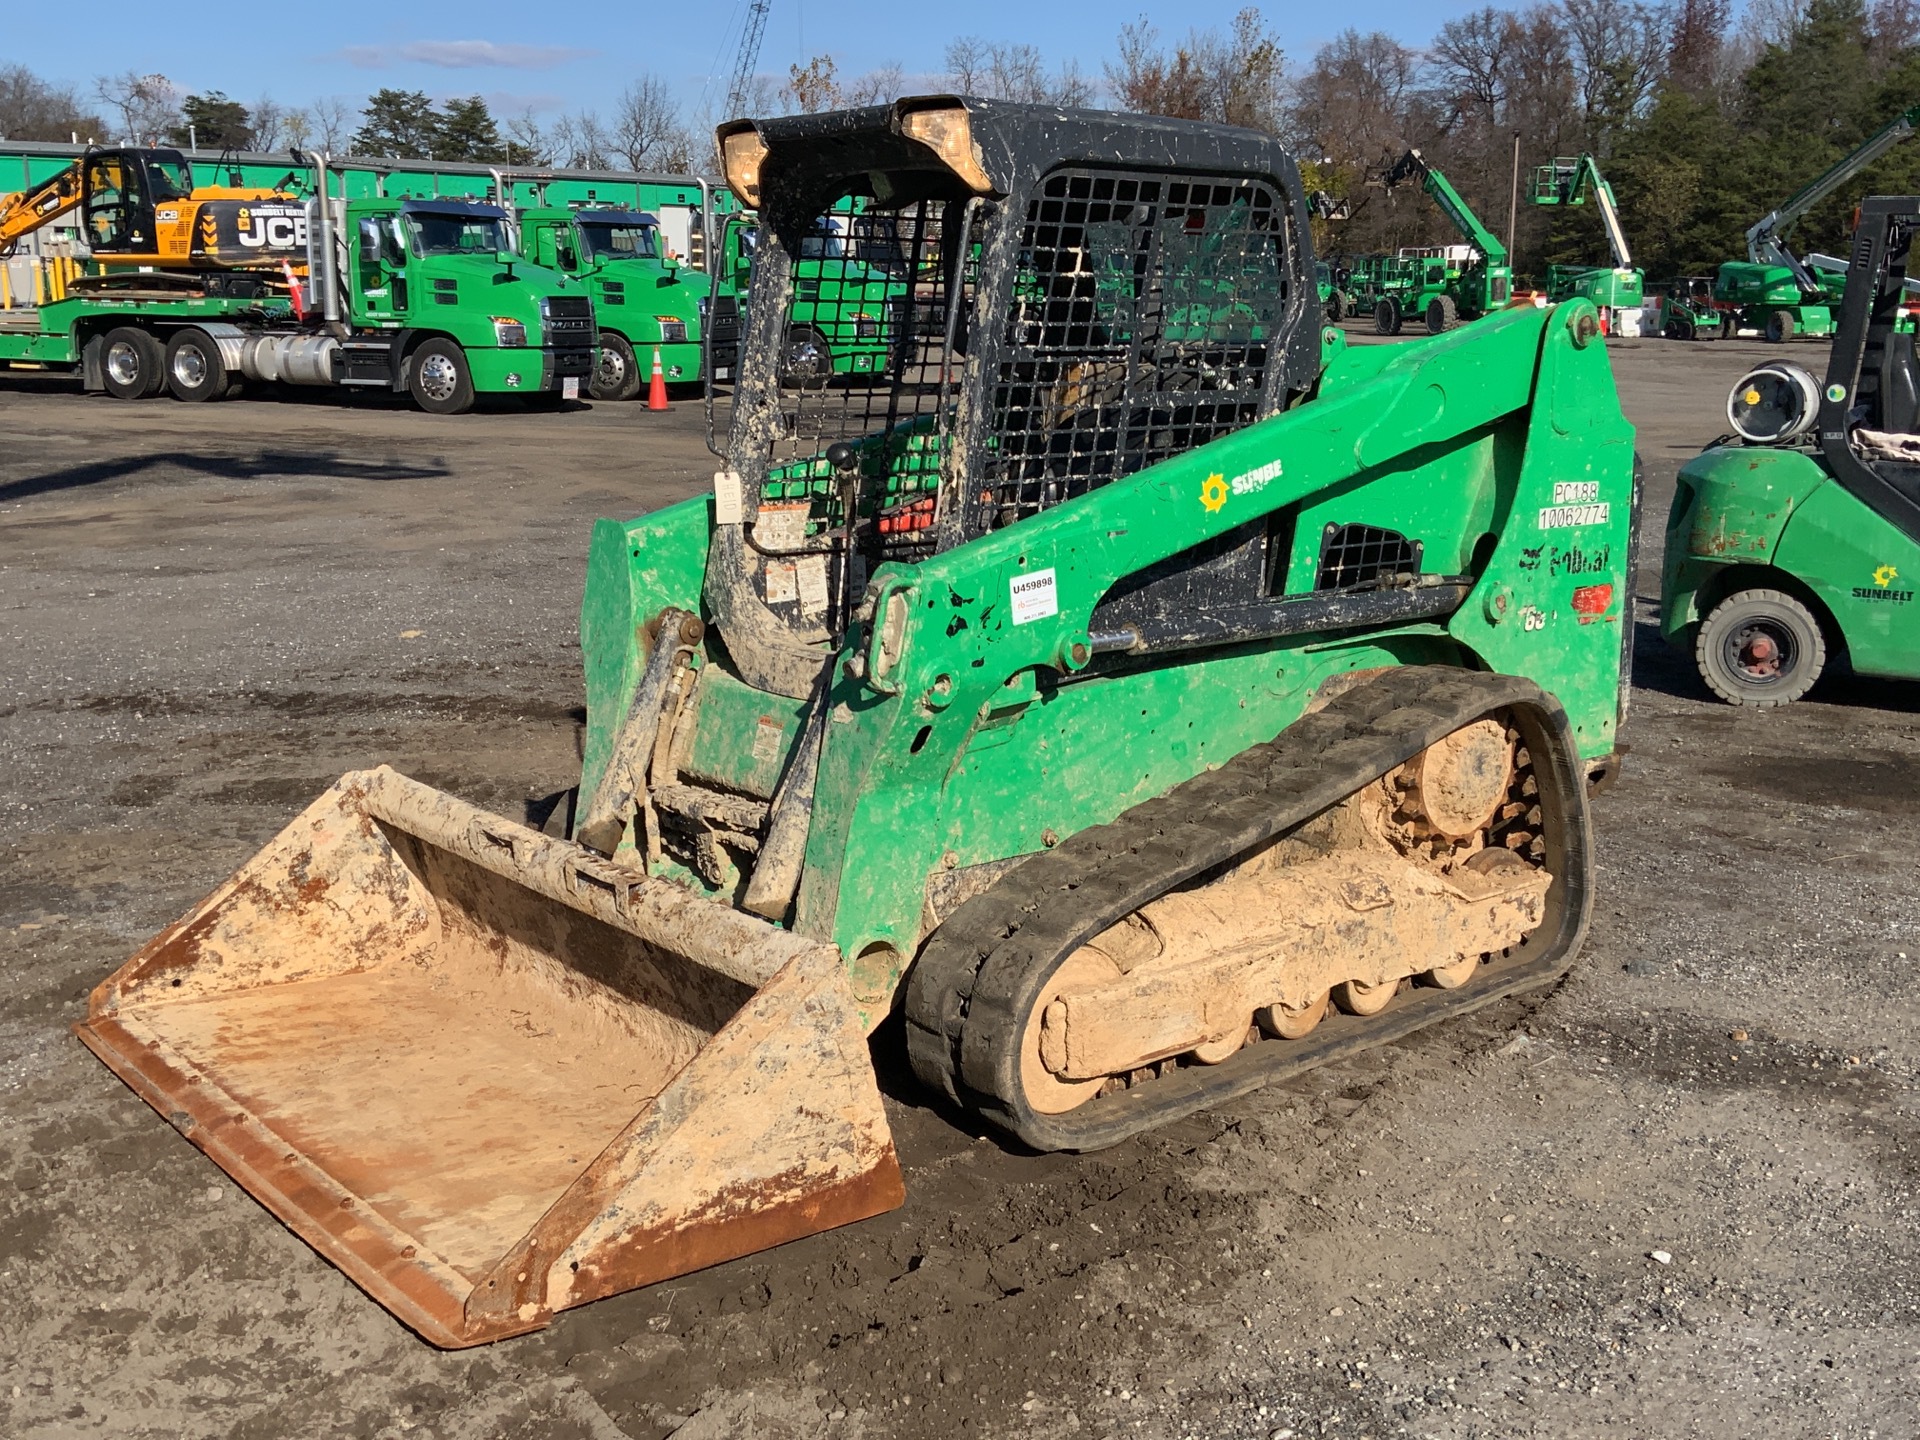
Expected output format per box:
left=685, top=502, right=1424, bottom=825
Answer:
left=904, top=667, right=1595, bottom=1153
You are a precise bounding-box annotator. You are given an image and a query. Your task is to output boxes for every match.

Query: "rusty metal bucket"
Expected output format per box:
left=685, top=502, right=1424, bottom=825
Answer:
left=74, top=767, right=903, bottom=1347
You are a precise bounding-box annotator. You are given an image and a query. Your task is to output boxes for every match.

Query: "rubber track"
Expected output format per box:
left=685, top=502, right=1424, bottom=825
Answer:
left=903, top=666, right=1596, bottom=1153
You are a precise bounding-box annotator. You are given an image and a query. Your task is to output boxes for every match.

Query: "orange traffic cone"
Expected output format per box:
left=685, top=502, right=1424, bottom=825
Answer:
left=647, top=346, right=669, bottom=410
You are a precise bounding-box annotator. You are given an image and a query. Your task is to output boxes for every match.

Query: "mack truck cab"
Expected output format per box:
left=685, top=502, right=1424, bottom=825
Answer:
left=335, top=198, right=595, bottom=412
left=515, top=205, right=732, bottom=401
left=715, top=213, right=912, bottom=383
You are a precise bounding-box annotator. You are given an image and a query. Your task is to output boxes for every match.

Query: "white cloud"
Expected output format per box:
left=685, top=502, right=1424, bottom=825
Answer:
left=339, top=40, right=592, bottom=71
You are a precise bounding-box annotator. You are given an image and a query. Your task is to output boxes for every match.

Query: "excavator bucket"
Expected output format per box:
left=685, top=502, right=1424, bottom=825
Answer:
left=73, top=767, right=903, bottom=1347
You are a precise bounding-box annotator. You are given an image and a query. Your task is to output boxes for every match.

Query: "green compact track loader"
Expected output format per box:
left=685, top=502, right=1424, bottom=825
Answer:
left=77, top=99, right=1638, bottom=1348
left=1663, top=195, right=1920, bottom=704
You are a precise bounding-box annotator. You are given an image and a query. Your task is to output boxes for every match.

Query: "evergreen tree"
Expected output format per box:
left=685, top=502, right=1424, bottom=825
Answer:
left=169, top=91, right=253, bottom=149
left=350, top=89, right=440, bottom=158
left=435, top=96, right=502, bottom=162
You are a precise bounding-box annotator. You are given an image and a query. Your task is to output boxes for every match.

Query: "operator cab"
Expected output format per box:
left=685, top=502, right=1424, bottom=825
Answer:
left=707, top=98, right=1318, bottom=671
left=81, top=147, right=192, bottom=253
left=1810, top=196, right=1920, bottom=540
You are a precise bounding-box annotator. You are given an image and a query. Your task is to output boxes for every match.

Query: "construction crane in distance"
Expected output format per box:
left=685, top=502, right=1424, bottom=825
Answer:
left=725, top=0, right=773, bottom=119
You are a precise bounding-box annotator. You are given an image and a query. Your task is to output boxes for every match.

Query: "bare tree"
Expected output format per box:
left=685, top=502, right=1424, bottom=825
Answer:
left=947, top=37, right=1099, bottom=106
left=310, top=96, right=354, bottom=152
left=945, top=37, right=988, bottom=95
left=611, top=75, right=692, bottom=169
left=0, top=63, right=106, bottom=142
left=94, top=70, right=179, bottom=144
left=550, top=110, right=613, bottom=169
left=281, top=109, right=312, bottom=149
left=1560, top=0, right=1669, bottom=137
left=250, top=96, right=287, bottom=151
left=843, top=63, right=906, bottom=107
left=1431, top=8, right=1517, bottom=120
left=1108, top=11, right=1282, bottom=129
left=505, top=109, right=552, bottom=165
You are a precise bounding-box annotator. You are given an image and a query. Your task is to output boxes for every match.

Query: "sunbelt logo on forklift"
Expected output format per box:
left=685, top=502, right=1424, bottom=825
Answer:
left=1538, top=482, right=1607, bottom=530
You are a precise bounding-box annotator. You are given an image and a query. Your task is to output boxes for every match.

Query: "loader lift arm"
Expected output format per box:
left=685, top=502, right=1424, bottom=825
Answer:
left=1531, top=154, right=1633, bottom=270
left=1747, top=104, right=1920, bottom=295
left=1383, top=148, right=1508, bottom=267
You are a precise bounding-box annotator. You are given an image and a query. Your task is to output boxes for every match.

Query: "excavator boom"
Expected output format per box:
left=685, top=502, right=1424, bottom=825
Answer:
left=0, top=157, right=85, bottom=252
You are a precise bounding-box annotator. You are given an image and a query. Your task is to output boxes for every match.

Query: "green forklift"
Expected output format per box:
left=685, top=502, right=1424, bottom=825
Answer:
left=1375, top=149, right=1513, bottom=335
left=1530, top=155, right=1645, bottom=337
left=1663, top=194, right=1920, bottom=704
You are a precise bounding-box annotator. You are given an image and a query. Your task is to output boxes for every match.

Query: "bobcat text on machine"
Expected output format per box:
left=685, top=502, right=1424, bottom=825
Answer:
left=76, top=98, right=1637, bottom=1346
left=1663, top=195, right=1920, bottom=704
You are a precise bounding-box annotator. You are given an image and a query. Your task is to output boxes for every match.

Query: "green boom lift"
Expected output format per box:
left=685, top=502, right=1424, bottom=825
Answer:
left=1376, top=148, right=1514, bottom=335
left=77, top=99, right=1636, bottom=1348
left=1664, top=195, right=1920, bottom=703
left=1716, top=104, right=1920, bottom=342
left=1530, top=155, right=1645, bottom=336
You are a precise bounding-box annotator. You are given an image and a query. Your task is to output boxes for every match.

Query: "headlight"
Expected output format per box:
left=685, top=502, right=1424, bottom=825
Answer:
left=656, top=316, right=688, bottom=344
left=492, top=317, right=527, bottom=348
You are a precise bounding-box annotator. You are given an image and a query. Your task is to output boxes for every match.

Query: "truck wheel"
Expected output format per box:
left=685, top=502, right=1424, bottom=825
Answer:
left=1426, top=295, right=1459, bottom=333
left=1374, top=298, right=1402, bottom=336
left=1766, top=309, right=1796, bottom=343
left=101, top=327, right=164, bottom=400
left=780, top=326, right=832, bottom=387
left=408, top=338, right=475, bottom=415
left=590, top=331, right=641, bottom=402
left=1695, top=588, right=1826, bottom=706
left=164, top=329, right=230, bottom=403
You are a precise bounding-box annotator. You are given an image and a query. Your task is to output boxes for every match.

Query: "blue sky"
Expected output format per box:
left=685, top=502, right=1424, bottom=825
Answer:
left=10, top=1, right=1481, bottom=129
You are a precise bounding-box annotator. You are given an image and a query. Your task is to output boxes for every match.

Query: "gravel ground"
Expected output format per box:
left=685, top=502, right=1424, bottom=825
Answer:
left=1, top=335, right=1915, bottom=1440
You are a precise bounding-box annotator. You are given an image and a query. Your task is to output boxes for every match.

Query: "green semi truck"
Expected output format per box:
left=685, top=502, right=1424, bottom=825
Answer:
left=513, top=203, right=739, bottom=400
left=714, top=209, right=913, bottom=381
left=0, top=152, right=593, bottom=412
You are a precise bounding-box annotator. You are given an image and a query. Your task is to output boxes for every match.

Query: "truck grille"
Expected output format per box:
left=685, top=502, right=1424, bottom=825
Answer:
left=707, top=294, right=741, bottom=347
left=542, top=294, right=596, bottom=344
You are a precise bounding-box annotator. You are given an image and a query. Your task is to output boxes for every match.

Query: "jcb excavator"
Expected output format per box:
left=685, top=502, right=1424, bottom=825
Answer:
left=0, top=146, right=306, bottom=276
left=76, top=99, right=1636, bottom=1347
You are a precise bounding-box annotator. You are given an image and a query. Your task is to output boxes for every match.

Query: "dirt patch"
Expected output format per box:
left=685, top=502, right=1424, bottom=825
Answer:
left=2, top=340, right=1917, bottom=1438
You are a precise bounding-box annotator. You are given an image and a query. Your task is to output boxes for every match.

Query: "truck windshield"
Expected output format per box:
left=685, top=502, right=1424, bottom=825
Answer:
left=406, top=214, right=509, bottom=256
left=578, top=222, right=659, bottom=260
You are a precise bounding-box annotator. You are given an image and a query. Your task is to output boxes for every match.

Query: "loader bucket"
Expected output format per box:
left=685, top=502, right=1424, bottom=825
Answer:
left=74, top=767, right=903, bottom=1347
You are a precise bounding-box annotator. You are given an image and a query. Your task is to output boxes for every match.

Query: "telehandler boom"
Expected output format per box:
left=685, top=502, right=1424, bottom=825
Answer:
left=78, top=99, right=1636, bottom=1347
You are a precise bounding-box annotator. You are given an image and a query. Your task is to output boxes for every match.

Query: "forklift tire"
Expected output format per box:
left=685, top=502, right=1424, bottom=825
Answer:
left=1695, top=588, right=1826, bottom=707
left=100, top=327, right=165, bottom=400
left=1766, top=309, right=1796, bottom=344
left=408, top=338, right=475, bottom=415
left=590, top=331, right=642, bottom=402
left=164, top=329, right=230, bottom=403
left=1426, top=295, right=1459, bottom=333
left=1374, top=298, right=1402, bottom=336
